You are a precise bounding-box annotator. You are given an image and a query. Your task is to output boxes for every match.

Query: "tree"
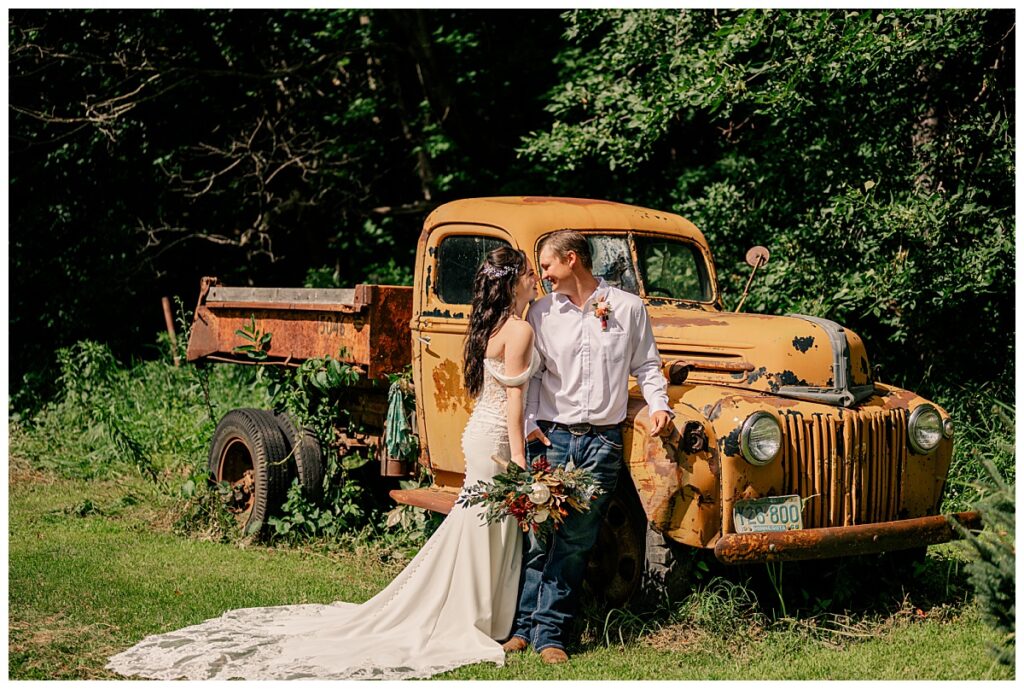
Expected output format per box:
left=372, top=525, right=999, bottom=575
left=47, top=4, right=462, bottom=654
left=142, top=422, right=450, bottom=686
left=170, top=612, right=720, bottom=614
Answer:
left=519, top=9, right=1014, bottom=396
left=9, top=9, right=562, bottom=406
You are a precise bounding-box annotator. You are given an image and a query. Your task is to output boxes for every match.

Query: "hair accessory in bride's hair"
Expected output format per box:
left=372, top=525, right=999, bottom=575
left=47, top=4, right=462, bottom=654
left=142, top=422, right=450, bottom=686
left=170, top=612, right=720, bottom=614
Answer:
left=482, top=263, right=516, bottom=279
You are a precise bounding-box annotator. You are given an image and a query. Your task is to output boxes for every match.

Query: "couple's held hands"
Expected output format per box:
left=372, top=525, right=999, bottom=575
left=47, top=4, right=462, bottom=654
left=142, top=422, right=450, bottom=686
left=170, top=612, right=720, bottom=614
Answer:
left=649, top=410, right=672, bottom=437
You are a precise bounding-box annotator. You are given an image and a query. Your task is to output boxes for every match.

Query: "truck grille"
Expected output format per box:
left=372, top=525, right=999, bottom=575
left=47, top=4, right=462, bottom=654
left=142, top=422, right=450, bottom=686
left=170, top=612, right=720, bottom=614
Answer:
left=780, top=409, right=908, bottom=528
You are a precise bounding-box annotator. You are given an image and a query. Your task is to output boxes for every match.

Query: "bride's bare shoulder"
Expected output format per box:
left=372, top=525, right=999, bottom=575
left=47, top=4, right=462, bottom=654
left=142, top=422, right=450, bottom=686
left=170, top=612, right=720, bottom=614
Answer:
left=501, top=318, right=533, bottom=342
left=488, top=318, right=532, bottom=358
left=493, top=318, right=533, bottom=357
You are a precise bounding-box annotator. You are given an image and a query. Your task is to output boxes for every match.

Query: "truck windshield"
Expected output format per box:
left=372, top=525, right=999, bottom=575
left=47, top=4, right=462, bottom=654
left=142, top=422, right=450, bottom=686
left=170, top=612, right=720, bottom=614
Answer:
left=575, top=234, right=711, bottom=302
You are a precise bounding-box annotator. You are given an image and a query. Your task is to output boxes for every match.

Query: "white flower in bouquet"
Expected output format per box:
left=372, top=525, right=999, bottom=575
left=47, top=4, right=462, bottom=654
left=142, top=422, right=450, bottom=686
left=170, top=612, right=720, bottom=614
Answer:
left=533, top=508, right=550, bottom=523
left=528, top=482, right=551, bottom=505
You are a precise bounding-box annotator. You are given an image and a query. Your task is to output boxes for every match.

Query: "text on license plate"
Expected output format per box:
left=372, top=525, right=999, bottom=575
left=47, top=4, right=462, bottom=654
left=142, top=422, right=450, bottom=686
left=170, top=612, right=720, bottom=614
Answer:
left=733, top=495, right=804, bottom=533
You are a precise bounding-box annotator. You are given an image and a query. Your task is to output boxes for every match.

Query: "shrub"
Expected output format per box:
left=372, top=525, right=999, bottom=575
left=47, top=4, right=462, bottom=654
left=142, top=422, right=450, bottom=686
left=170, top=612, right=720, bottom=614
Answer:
left=954, top=459, right=1015, bottom=666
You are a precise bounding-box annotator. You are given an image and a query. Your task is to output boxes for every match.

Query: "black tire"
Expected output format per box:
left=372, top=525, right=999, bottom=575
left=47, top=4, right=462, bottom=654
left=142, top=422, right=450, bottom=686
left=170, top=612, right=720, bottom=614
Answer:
left=640, top=527, right=699, bottom=606
left=585, top=475, right=647, bottom=606
left=585, top=474, right=699, bottom=607
left=207, top=408, right=290, bottom=535
left=273, top=411, right=325, bottom=503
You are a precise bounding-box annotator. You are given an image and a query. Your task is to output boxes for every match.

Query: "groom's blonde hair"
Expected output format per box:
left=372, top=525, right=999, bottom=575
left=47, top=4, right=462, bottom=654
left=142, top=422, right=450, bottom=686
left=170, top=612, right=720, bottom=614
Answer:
left=539, top=230, right=593, bottom=270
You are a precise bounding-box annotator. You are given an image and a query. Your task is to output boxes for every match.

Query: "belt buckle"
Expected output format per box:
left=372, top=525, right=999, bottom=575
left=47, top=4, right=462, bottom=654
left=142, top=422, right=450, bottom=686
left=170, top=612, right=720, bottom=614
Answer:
left=568, top=423, right=592, bottom=436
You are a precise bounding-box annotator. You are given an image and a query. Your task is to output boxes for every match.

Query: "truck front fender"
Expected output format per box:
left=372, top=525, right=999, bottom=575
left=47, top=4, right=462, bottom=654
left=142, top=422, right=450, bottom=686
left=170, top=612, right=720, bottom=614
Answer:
left=623, top=400, right=721, bottom=548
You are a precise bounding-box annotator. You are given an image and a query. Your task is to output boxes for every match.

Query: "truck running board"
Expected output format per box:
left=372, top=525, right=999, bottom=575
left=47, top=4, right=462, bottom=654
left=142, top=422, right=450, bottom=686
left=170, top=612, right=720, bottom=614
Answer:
left=390, top=487, right=459, bottom=514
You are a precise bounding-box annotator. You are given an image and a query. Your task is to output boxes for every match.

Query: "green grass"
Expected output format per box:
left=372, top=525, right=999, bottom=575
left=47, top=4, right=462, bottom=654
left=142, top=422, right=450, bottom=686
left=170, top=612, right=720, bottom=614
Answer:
left=439, top=612, right=1009, bottom=680
left=9, top=464, right=1013, bottom=680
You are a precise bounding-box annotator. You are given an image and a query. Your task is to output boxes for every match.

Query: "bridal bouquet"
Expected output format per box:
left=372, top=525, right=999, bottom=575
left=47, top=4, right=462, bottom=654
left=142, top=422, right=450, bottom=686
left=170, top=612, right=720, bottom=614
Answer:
left=456, top=457, right=603, bottom=535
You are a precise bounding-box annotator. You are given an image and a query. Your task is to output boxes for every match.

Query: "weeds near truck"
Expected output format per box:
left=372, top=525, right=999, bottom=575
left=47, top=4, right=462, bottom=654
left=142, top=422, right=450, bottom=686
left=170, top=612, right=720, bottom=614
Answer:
left=228, top=333, right=396, bottom=541
left=581, top=576, right=766, bottom=650
left=764, top=561, right=788, bottom=619
left=173, top=477, right=243, bottom=542
left=10, top=330, right=433, bottom=549
left=937, top=385, right=1015, bottom=513
left=232, top=314, right=273, bottom=361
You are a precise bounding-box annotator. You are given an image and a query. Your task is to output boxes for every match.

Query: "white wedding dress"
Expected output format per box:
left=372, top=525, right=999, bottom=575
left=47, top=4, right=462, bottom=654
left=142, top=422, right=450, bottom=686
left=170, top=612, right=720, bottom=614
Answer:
left=106, top=350, right=541, bottom=680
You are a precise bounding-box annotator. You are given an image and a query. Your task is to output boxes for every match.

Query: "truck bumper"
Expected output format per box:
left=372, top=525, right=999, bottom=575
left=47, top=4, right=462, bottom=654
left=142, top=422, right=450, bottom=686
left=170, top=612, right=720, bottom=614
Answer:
left=713, top=511, right=982, bottom=565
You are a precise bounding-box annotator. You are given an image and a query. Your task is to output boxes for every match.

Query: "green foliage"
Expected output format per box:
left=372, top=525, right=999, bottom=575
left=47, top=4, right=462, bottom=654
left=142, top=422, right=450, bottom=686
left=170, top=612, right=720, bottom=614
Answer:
left=227, top=341, right=379, bottom=542
left=268, top=479, right=357, bottom=542
left=938, top=388, right=1015, bottom=512
left=232, top=316, right=273, bottom=361
left=11, top=336, right=270, bottom=481
left=382, top=478, right=445, bottom=545
left=9, top=9, right=563, bottom=403
left=367, top=258, right=415, bottom=286
left=11, top=329, right=428, bottom=547
left=521, top=9, right=1014, bottom=398
left=173, top=475, right=242, bottom=542
left=671, top=577, right=765, bottom=638
left=584, top=576, right=765, bottom=648
left=954, top=459, right=1015, bottom=666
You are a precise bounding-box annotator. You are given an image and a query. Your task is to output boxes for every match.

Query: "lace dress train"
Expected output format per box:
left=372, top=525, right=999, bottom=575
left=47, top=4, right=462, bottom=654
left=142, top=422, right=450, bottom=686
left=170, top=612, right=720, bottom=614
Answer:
left=105, top=352, right=540, bottom=680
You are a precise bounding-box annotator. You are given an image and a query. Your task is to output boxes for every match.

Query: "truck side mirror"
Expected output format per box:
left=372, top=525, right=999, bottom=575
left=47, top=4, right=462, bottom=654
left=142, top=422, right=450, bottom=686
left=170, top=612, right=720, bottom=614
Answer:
left=734, top=245, right=770, bottom=313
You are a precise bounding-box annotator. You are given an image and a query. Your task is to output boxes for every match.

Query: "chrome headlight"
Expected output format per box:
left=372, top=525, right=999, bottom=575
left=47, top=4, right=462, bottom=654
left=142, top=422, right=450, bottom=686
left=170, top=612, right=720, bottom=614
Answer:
left=740, top=412, right=782, bottom=465
left=908, top=404, right=943, bottom=454
left=942, top=417, right=954, bottom=439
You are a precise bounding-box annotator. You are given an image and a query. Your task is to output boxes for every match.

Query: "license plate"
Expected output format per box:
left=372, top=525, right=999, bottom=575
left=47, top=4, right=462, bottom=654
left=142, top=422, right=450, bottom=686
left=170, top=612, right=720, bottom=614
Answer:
left=733, top=495, right=804, bottom=533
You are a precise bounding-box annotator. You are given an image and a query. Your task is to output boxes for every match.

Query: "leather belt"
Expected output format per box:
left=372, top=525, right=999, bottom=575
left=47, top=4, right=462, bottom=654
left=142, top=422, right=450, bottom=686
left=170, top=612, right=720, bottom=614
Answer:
left=541, top=421, right=622, bottom=436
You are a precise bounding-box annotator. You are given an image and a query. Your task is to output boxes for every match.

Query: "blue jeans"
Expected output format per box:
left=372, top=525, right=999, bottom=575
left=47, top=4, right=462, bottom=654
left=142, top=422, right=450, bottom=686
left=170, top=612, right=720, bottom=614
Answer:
left=510, top=422, right=622, bottom=652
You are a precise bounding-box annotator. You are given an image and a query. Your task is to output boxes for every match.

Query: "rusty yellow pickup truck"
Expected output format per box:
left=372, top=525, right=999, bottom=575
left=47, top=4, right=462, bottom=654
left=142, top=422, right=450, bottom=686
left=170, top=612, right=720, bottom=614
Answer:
left=187, top=196, right=979, bottom=604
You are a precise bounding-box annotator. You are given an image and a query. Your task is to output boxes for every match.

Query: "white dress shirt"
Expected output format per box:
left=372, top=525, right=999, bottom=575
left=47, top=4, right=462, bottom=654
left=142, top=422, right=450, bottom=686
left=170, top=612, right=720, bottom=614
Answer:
left=524, top=278, right=672, bottom=435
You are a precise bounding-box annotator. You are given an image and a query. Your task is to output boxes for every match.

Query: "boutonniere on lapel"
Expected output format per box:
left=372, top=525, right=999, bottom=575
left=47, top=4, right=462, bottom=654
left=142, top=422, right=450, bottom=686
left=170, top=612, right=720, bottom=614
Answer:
left=592, top=295, right=612, bottom=331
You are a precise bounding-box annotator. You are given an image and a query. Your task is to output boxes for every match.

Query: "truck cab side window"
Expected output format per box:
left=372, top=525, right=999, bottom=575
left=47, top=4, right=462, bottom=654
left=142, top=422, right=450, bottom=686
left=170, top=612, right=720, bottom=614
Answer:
left=435, top=235, right=511, bottom=304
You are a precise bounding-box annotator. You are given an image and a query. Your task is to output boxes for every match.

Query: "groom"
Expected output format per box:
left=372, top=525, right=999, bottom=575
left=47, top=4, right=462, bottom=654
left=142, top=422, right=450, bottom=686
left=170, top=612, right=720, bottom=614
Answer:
left=503, top=230, right=673, bottom=664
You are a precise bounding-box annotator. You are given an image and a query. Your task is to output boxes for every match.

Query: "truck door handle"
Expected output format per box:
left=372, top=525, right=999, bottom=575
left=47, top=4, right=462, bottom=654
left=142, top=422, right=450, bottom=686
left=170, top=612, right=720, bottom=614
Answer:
left=418, top=336, right=432, bottom=345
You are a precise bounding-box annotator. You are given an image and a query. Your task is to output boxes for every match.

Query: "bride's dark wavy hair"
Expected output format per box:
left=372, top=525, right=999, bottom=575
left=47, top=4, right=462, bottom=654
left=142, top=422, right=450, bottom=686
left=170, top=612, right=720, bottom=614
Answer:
left=463, top=246, right=527, bottom=398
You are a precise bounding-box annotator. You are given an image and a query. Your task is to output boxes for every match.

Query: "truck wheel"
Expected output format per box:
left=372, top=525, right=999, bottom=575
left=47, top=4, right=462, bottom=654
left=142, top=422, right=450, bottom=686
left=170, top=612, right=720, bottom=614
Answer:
left=273, top=412, right=325, bottom=503
left=207, top=408, right=289, bottom=534
left=640, top=528, right=699, bottom=605
left=585, top=476, right=647, bottom=606
left=585, top=476, right=699, bottom=607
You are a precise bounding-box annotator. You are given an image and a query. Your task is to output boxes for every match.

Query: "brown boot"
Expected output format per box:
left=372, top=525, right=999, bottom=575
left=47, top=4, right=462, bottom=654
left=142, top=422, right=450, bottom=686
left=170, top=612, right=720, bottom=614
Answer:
left=539, top=647, right=569, bottom=664
left=501, top=636, right=528, bottom=653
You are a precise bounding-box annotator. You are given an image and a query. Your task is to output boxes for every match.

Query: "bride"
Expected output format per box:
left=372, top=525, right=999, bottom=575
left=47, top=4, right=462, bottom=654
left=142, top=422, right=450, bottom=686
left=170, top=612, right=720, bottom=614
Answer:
left=106, top=247, right=540, bottom=680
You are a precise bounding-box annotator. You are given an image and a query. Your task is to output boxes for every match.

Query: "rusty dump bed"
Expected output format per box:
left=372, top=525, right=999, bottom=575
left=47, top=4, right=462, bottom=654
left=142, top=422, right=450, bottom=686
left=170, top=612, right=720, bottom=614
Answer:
left=186, top=276, right=413, bottom=379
